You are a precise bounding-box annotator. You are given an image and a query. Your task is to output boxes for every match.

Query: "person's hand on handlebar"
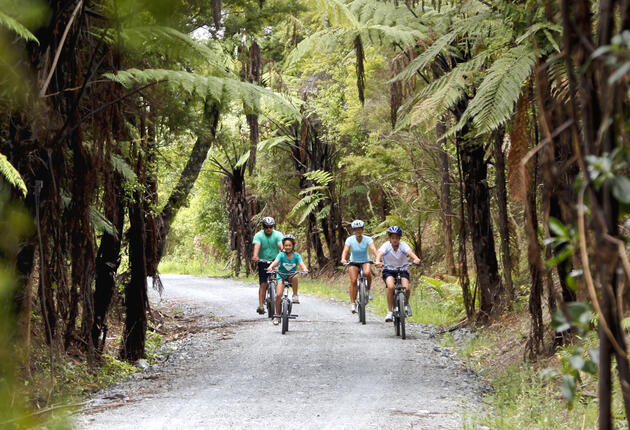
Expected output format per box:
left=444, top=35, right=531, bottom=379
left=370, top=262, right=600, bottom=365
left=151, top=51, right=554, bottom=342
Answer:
left=340, top=258, right=348, bottom=265
left=413, top=258, right=421, bottom=265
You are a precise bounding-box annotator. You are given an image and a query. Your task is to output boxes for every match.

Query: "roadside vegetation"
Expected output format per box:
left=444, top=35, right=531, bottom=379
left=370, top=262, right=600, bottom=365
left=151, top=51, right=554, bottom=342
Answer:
left=0, top=0, right=629, bottom=428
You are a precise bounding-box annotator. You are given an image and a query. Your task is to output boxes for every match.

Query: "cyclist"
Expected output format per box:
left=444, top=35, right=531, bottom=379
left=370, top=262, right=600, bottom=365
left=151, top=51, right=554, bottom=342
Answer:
left=252, top=217, right=283, bottom=315
left=375, top=226, right=421, bottom=323
left=267, top=234, right=309, bottom=325
left=340, top=219, right=378, bottom=314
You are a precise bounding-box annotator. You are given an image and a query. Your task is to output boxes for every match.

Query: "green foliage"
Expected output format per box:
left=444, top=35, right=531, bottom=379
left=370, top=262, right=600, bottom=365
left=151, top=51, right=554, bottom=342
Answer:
left=0, top=10, right=38, bottom=43
left=0, top=153, right=27, bottom=197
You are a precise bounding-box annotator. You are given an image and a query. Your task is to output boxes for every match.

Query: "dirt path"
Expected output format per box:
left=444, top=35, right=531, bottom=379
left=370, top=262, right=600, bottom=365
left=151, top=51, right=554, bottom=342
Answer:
left=75, top=274, right=484, bottom=429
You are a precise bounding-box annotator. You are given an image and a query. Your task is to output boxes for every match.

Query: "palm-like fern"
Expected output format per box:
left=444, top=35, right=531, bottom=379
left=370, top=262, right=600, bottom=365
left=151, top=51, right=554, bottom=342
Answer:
left=105, top=68, right=300, bottom=118
left=0, top=10, right=39, bottom=44
left=453, top=44, right=537, bottom=137
left=0, top=153, right=27, bottom=197
left=289, top=170, right=334, bottom=224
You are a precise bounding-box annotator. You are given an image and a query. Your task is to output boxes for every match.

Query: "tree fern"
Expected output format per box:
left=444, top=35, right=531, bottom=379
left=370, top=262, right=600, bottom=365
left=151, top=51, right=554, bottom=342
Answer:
left=454, top=44, right=536, bottom=136
left=0, top=10, right=38, bottom=44
left=111, top=153, right=137, bottom=183
left=104, top=69, right=300, bottom=118
left=393, top=12, right=492, bottom=82
left=0, top=153, right=27, bottom=197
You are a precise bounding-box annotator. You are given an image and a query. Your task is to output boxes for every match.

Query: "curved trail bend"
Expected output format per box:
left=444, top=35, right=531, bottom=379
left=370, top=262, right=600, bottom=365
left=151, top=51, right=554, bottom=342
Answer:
left=77, top=274, right=483, bottom=429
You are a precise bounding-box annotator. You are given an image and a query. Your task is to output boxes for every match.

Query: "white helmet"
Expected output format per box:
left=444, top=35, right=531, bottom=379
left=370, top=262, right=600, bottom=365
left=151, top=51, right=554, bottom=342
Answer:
left=351, top=219, right=364, bottom=229
left=262, top=217, right=275, bottom=227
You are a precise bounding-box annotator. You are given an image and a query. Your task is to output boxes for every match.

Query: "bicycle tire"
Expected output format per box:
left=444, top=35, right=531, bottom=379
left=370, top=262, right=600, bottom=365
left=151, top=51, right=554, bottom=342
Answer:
left=398, top=293, right=406, bottom=340
left=267, top=282, right=276, bottom=318
left=281, top=299, right=289, bottom=334
left=358, top=279, right=366, bottom=325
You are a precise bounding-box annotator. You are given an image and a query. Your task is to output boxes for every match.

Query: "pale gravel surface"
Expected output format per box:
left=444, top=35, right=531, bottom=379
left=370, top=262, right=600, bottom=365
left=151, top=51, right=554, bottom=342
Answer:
left=75, top=274, right=485, bottom=430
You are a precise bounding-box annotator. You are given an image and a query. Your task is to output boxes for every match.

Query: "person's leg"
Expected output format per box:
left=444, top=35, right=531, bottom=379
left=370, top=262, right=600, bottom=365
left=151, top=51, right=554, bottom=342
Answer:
left=363, top=263, right=372, bottom=290
left=402, top=277, right=411, bottom=299
left=275, top=280, right=284, bottom=315
left=291, top=276, right=298, bottom=295
left=348, top=266, right=359, bottom=302
left=259, top=282, right=267, bottom=306
left=386, top=277, right=395, bottom=311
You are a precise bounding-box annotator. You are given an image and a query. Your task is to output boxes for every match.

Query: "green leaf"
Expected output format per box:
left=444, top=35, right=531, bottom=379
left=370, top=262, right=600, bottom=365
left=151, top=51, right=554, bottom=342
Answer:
left=551, top=310, right=571, bottom=332
left=0, top=153, right=27, bottom=197
left=235, top=151, right=250, bottom=168
left=0, top=10, right=39, bottom=44
left=560, top=375, right=577, bottom=407
left=568, top=355, right=585, bottom=371
left=548, top=217, right=570, bottom=239
left=612, top=176, right=630, bottom=204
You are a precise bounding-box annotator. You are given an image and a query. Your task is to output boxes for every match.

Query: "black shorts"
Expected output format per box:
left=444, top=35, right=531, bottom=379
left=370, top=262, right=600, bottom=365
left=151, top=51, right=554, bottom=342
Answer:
left=258, top=261, right=271, bottom=284
left=382, top=269, right=410, bottom=283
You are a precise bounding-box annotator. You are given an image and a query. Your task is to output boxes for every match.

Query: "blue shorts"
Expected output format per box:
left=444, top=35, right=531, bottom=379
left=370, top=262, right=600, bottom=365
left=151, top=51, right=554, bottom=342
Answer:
left=258, top=261, right=271, bottom=284
left=382, top=269, right=410, bottom=283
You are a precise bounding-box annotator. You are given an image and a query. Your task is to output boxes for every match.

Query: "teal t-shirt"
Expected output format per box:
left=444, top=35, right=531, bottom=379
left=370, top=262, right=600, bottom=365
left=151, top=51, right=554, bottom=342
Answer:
left=345, top=235, right=373, bottom=262
left=253, top=229, right=284, bottom=261
left=275, top=251, right=303, bottom=280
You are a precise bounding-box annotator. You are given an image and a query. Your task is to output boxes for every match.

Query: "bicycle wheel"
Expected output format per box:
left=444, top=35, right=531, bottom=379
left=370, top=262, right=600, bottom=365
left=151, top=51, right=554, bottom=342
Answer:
left=394, top=313, right=400, bottom=336
left=281, top=299, right=289, bottom=334
left=398, top=293, right=406, bottom=340
left=358, top=279, right=366, bottom=325
left=267, top=282, right=276, bottom=318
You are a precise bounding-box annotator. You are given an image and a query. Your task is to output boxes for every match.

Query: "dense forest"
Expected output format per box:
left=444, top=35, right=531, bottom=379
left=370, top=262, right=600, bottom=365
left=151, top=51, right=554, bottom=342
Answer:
left=0, top=0, right=629, bottom=428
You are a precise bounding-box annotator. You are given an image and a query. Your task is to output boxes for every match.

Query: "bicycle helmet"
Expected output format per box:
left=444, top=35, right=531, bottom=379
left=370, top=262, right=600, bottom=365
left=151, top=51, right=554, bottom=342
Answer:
left=282, top=234, right=296, bottom=243
left=387, top=225, right=403, bottom=236
left=350, top=219, right=364, bottom=229
left=262, top=216, right=275, bottom=227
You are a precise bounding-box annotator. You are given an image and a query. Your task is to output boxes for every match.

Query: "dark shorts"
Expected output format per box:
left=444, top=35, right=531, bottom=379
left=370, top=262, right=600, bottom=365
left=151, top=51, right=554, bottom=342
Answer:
left=382, top=269, right=410, bottom=283
left=258, top=261, right=271, bottom=284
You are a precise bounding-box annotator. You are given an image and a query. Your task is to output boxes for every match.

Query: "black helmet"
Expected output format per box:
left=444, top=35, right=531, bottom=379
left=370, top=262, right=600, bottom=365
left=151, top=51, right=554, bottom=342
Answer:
left=282, top=234, right=296, bottom=243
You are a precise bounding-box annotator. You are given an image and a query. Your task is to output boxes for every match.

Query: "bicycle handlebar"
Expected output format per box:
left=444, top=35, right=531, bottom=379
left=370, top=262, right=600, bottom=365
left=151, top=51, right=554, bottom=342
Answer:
left=266, top=270, right=309, bottom=275
left=342, top=260, right=374, bottom=266
left=380, top=263, right=420, bottom=270
left=255, top=259, right=274, bottom=264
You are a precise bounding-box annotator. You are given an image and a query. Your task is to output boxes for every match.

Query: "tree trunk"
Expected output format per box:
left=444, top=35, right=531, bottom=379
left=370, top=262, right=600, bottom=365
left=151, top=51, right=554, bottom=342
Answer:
left=493, top=128, right=514, bottom=304
left=92, top=172, right=124, bottom=352
left=122, top=186, right=148, bottom=361
left=459, top=137, right=503, bottom=322
left=436, top=120, right=455, bottom=275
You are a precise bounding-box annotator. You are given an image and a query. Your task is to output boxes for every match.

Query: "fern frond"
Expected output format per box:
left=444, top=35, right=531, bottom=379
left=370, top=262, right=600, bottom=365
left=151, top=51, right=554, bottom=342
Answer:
left=393, top=12, right=492, bottom=83
left=90, top=207, right=116, bottom=237
left=0, top=153, right=27, bottom=197
left=313, top=0, right=359, bottom=28
left=111, top=153, right=137, bottom=183
left=304, top=169, right=334, bottom=186
left=459, top=44, right=536, bottom=136
left=0, top=11, right=38, bottom=44
left=105, top=69, right=300, bottom=118
left=284, top=29, right=345, bottom=71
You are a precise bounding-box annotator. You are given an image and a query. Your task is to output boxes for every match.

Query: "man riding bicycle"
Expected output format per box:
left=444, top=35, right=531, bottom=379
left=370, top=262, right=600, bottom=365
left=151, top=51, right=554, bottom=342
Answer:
left=375, top=226, right=421, bottom=323
left=252, top=217, right=283, bottom=315
left=340, top=219, right=378, bottom=314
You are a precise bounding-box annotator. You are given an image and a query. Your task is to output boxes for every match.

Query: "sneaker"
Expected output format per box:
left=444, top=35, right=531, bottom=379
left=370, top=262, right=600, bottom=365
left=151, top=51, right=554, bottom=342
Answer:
left=292, top=294, right=300, bottom=304
left=351, top=302, right=357, bottom=314
left=385, top=311, right=393, bottom=322
left=256, top=306, right=265, bottom=315
left=368, top=288, right=374, bottom=301
left=405, top=304, right=412, bottom=317
left=273, top=317, right=280, bottom=325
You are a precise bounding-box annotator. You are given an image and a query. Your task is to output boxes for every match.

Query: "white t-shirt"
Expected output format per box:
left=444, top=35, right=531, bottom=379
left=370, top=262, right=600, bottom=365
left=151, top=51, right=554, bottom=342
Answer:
left=378, top=241, right=412, bottom=268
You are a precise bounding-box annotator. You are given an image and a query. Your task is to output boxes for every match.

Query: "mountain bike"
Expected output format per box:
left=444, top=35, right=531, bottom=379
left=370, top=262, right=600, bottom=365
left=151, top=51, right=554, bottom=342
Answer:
left=269, top=271, right=307, bottom=334
left=383, top=264, right=416, bottom=340
left=344, top=261, right=374, bottom=325
left=258, top=260, right=276, bottom=319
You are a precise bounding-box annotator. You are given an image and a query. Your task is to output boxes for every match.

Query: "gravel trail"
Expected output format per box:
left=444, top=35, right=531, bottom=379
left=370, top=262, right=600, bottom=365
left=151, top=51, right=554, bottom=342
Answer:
left=75, top=274, right=483, bottom=429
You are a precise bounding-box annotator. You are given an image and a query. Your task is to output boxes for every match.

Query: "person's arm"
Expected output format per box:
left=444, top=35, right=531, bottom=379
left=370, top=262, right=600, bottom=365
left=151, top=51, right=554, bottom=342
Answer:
left=298, top=261, right=308, bottom=272
left=267, top=258, right=280, bottom=271
left=375, top=250, right=384, bottom=266
left=406, top=247, right=421, bottom=265
left=252, top=242, right=261, bottom=261
left=368, top=242, right=378, bottom=261
left=340, top=243, right=350, bottom=265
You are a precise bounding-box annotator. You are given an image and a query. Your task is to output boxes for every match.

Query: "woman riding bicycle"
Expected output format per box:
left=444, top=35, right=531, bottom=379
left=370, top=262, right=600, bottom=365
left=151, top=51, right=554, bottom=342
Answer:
left=267, top=234, right=309, bottom=325
left=252, top=217, right=283, bottom=315
left=340, top=220, right=377, bottom=314
left=375, top=226, right=421, bottom=323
